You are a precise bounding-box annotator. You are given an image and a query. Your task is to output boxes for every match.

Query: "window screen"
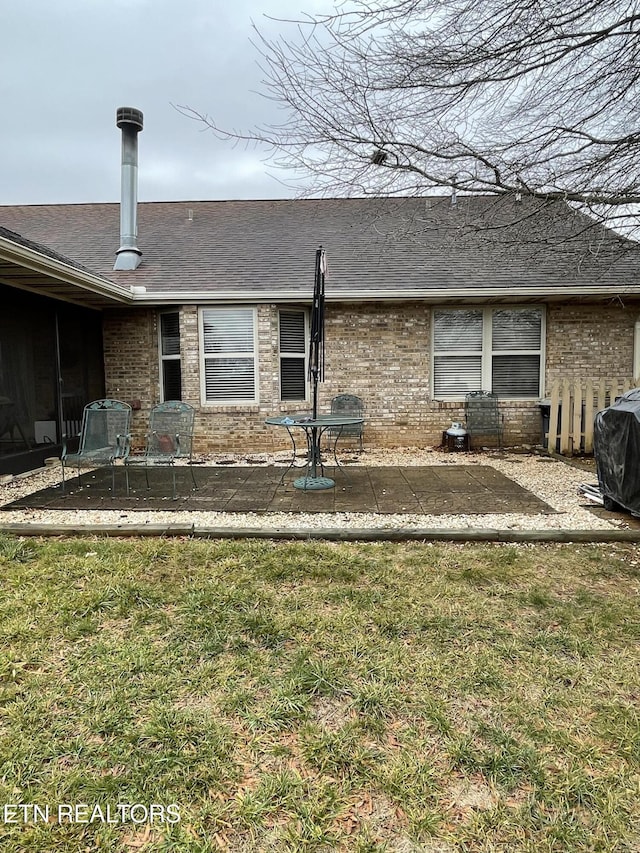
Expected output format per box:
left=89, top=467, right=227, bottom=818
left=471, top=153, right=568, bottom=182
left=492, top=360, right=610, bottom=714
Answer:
left=279, top=310, right=306, bottom=401
left=160, top=312, right=182, bottom=401
left=202, top=308, right=256, bottom=402
left=433, top=310, right=483, bottom=396
left=433, top=307, right=542, bottom=398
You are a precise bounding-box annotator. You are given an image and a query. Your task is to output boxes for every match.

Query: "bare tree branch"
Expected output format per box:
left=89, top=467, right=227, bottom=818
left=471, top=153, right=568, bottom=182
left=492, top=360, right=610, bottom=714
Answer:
left=178, top=0, right=640, bottom=239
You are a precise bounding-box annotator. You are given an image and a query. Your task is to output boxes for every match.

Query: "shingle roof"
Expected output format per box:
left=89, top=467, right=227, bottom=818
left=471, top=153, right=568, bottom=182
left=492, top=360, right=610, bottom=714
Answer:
left=1, top=196, right=639, bottom=302
left=0, top=225, right=97, bottom=274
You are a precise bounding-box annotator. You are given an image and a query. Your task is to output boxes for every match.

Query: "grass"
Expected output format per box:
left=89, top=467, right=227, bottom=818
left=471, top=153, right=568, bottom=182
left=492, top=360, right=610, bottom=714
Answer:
left=0, top=535, right=637, bottom=851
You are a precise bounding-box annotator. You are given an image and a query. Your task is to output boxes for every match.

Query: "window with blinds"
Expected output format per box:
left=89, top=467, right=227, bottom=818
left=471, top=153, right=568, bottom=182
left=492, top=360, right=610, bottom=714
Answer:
left=159, top=312, right=182, bottom=401
left=279, top=310, right=307, bottom=401
left=200, top=307, right=257, bottom=403
left=433, top=309, right=483, bottom=397
left=491, top=309, right=541, bottom=397
left=433, top=307, right=542, bottom=398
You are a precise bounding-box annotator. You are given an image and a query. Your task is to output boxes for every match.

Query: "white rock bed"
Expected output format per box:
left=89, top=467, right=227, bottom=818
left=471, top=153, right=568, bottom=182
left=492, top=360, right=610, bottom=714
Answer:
left=0, top=448, right=619, bottom=532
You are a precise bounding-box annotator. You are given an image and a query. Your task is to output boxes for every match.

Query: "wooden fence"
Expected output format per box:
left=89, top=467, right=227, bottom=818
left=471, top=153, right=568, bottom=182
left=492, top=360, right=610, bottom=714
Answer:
left=545, top=378, right=640, bottom=456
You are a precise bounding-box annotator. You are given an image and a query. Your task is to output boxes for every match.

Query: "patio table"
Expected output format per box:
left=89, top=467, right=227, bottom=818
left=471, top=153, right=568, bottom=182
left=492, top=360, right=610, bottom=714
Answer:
left=265, top=414, right=364, bottom=490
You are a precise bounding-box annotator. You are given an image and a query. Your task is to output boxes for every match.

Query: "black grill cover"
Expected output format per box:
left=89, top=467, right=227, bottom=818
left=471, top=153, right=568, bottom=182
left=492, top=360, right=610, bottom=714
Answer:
left=594, top=388, right=640, bottom=514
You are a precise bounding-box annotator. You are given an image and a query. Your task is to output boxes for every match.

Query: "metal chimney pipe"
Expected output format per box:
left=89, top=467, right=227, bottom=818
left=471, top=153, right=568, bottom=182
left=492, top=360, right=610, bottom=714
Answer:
left=114, top=107, right=143, bottom=270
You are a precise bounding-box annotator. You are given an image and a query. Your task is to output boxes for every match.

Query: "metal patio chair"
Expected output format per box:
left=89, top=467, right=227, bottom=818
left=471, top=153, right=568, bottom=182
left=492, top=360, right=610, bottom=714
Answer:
left=327, top=393, right=365, bottom=452
left=464, top=390, right=504, bottom=449
left=125, top=400, right=197, bottom=500
left=61, top=399, right=132, bottom=494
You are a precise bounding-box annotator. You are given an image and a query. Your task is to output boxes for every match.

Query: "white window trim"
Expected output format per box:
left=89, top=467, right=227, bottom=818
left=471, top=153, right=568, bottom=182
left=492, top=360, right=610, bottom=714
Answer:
left=432, top=305, right=546, bottom=400
left=158, top=310, right=181, bottom=402
left=278, top=308, right=309, bottom=403
left=198, top=306, right=259, bottom=406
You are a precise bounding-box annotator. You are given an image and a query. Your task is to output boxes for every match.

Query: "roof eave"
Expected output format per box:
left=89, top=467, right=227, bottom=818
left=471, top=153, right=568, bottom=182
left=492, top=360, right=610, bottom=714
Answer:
left=127, top=285, right=640, bottom=305
left=0, top=236, right=134, bottom=306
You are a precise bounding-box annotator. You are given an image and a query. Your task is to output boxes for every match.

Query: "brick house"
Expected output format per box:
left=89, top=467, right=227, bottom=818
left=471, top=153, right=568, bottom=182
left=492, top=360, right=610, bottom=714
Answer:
left=2, top=113, right=640, bottom=473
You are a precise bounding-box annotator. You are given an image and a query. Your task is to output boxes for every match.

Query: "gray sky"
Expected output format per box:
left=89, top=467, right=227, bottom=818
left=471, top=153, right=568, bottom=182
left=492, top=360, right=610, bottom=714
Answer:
left=1, top=0, right=330, bottom=204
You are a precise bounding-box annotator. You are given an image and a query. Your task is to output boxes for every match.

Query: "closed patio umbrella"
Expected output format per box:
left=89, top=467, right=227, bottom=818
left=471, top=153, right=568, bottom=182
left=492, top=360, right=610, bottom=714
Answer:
left=289, top=246, right=333, bottom=490
left=266, top=246, right=361, bottom=491
left=309, top=246, right=326, bottom=420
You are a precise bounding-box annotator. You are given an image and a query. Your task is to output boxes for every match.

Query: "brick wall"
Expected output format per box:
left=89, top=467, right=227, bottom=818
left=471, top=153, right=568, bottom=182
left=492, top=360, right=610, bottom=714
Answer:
left=102, top=301, right=640, bottom=453
left=102, top=308, right=158, bottom=449
left=545, top=303, right=636, bottom=387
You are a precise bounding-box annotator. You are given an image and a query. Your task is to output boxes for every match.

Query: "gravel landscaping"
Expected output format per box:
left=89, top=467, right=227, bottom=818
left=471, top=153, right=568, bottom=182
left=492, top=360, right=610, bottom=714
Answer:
left=0, top=447, right=622, bottom=533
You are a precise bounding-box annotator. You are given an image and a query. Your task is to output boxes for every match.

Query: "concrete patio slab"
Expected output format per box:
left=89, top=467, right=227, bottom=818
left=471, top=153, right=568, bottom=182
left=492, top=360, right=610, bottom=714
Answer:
left=6, top=464, right=556, bottom=515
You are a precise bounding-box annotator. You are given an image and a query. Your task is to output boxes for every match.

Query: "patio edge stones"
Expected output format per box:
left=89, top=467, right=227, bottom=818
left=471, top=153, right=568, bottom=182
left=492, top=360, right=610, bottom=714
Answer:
left=2, top=522, right=640, bottom=543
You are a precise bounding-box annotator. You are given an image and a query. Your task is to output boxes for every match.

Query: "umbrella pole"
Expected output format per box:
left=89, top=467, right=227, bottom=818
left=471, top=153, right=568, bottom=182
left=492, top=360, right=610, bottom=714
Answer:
left=312, top=370, right=319, bottom=421
left=310, top=371, right=320, bottom=478
left=309, top=247, right=323, bottom=473
left=292, top=246, right=334, bottom=491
